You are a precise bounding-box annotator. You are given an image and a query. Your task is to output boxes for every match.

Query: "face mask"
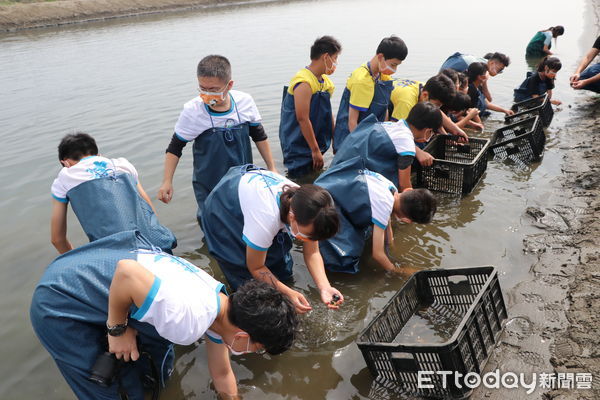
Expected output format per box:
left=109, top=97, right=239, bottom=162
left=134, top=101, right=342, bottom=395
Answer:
left=379, top=59, right=397, bottom=75
left=288, top=214, right=313, bottom=242
left=325, top=55, right=337, bottom=75
left=199, top=90, right=225, bottom=106
left=225, top=332, right=265, bottom=356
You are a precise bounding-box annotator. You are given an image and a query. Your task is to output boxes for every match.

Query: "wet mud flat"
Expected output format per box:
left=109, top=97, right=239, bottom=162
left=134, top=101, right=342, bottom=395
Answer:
left=0, top=0, right=280, bottom=32
left=471, top=98, right=600, bottom=399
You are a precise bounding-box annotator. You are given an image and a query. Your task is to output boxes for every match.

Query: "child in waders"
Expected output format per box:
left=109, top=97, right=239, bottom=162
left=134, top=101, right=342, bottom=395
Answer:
left=526, top=26, right=565, bottom=58
left=157, top=55, right=277, bottom=224
left=331, top=102, right=442, bottom=194
left=514, top=56, right=562, bottom=105
left=467, top=62, right=514, bottom=117
left=50, top=133, right=176, bottom=254
left=31, top=230, right=298, bottom=400
left=315, top=159, right=437, bottom=274
left=445, top=92, right=484, bottom=130
left=279, top=36, right=342, bottom=178
left=332, top=35, right=407, bottom=153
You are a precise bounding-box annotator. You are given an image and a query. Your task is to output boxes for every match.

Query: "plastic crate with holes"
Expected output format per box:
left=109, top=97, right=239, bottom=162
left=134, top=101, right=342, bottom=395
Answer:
left=489, top=115, right=545, bottom=163
left=356, top=266, right=508, bottom=399
left=414, top=135, right=490, bottom=195
left=505, top=93, right=553, bottom=127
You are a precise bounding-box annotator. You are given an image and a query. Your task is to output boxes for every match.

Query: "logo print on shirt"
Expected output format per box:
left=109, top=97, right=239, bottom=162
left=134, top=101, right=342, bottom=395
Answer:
left=85, top=161, right=114, bottom=179
left=247, top=171, right=284, bottom=189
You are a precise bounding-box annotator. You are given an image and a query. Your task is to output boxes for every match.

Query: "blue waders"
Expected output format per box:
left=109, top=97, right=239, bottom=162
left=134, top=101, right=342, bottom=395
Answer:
left=201, top=165, right=293, bottom=290
left=192, top=101, right=252, bottom=223
left=315, top=156, right=373, bottom=273
left=67, top=172, right=177, bottom=251
left=513, top=72, right=549, bottom=102
left=279, top=85, right=332, bottom=178
left=30, top=231, right=174, bottom=400
left=330, top=114, right=400, bottom=187
left=332, top=69, right=393, bottom=153
left=440, top=52, right=470, bottom=72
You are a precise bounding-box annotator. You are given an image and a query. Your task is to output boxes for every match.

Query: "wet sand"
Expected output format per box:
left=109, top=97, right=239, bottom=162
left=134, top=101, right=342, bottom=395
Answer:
left=0, top=0, right=277, bottom=32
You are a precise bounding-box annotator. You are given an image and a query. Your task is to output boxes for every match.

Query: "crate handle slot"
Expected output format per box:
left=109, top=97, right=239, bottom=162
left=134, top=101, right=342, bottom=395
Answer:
left=506, top=144, right=519, bottom=155
left=391, top=352, right=419, bottom=372
left=433, top=165, right=450, bottom=179
left=448, top=275, right=473, bottom=296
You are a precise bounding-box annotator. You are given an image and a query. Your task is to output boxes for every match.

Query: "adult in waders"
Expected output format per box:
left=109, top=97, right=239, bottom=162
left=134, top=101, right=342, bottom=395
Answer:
left=157, top=55, right=277, bottom=224
left=50, top=133, right=176, bottom=254
left=31, top=230, right=298, bottom=400
left=279, top=36, right=341, bottom=179
left=201, top=165, right=343, bottom=313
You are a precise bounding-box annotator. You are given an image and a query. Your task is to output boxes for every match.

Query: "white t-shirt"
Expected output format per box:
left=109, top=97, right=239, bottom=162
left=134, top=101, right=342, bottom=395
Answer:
left=380, top=120, right=417, bottom=156
left=51, top=155, right=138, bottom=203
left=174, top=90, right=262, bottom=142
left=238, top=170, right=298, bottom=251
left=363, top=169, right=397, bottom=230
left=130, top=249, right=225, bottom=346
left=542, top=31, right=553, bottom=46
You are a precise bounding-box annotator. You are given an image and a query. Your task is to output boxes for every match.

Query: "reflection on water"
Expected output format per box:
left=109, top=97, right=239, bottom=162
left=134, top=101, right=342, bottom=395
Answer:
left=0, top=0, right=593, bottom=398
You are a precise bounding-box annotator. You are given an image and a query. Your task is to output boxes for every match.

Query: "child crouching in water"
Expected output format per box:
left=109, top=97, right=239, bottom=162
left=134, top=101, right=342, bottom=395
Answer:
left=514, top=56, right=562, bottom=105
left=445, top=92, right=484, bottom=130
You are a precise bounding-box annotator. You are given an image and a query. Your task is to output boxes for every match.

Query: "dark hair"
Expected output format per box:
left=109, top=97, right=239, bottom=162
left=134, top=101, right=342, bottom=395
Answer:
left=197, top=55, right=231, bottom=82
left=228, top=280, right=298, bottom=355
left=279, top=184, right=339, bottom=241
left=423, top=74, right=456, bottom=105
left=549, top=26, right=565, bottom=37
left=310, top=36, right=342, bottom=60
left=376, top=35, right=408, bottom=61
left=399, top=189, right=437, bottom=224
left=483, top=52, right=510, bottom=67
left=467, top=62, right=488, bottom=83
left=406, top=102, right=442, bottom=131
left=58, top=132, right=98, bottom=161
left=537, top=56, right=562, bottom=72
left=457, top=72, right=468, bottom=89
left=447, top=92, right=472, bottom=112
left=440, top=68, right=459, bottom=86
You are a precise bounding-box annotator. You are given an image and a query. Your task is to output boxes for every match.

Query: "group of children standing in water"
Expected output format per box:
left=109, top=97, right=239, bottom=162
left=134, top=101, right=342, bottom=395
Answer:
left=33, top=28, right=600, bottom=400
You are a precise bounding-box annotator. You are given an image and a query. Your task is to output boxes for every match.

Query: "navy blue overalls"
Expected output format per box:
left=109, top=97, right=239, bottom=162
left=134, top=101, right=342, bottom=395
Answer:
left=513, top=71, right=550, bottom=102
left=67, top=171, right=177, bottom=251
left=439, top=52, right=471, bottom=72
left=192, top=98, right=252, bottom=223
left=332, top=63, right=393, bottom=153
left=30, top=231, right=175, bottom=400
left=201, top=165, right=293, bottom=290
left=315, top=156, right=373, bottom=273
left=279, top=78, right=333, bottom=178
left=330, top=114, right=402, bottom=187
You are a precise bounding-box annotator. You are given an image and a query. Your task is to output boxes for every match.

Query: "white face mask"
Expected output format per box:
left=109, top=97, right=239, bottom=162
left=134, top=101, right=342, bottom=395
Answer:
left=380, top=59, right=397, bottom=75
left=225, top=332, right=265, bottom=356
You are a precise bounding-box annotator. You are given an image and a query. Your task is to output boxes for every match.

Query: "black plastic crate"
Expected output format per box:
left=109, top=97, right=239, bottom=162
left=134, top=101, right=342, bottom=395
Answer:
left=415, top=136, right=490, bottom=194
left=489, top=116, right=545, bottom=163
left=357, top=266, right=507, bottom=399
left=505, top=94, right=553, bottom=127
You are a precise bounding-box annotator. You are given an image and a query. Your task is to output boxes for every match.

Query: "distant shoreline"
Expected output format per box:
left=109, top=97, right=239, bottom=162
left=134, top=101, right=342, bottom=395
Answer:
left=0, top=0, right=285, bottom=32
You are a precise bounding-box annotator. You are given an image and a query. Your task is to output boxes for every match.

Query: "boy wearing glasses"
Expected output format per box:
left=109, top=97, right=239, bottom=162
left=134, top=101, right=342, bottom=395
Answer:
left=158, top=55, right=277, bottom=223
left=31, top=231, right=297, bottom=400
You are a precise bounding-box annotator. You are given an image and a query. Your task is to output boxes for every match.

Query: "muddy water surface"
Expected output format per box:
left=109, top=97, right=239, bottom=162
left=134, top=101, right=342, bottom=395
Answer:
left=0, top=0, right=594, bottom=398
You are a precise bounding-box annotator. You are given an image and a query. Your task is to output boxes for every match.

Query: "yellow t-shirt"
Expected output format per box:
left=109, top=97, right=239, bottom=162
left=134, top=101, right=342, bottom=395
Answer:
left=287, top=68, right=335, bottom=96
left=390, top=79, right=423, bottom=121
left=346, top=63, right=392, bottom=111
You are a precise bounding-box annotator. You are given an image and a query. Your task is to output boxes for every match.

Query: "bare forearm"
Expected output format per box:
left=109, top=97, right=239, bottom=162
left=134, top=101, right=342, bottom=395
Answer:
left=575, top=53, right=595, bottom=75
left=303, top=244, right=331, bottom=291
left=297, top=118, right=320, bottom=152
left=108, top=260, right=154, bottom=326
left=162, top=153, right=180, bottom=184
left=136, top=182, right=157, bottom=214
left=250, top=265, right=292, bottom=295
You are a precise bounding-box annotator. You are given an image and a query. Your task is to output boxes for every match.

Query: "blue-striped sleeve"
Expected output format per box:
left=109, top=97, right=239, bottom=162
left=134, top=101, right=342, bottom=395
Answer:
left=52, top=194, right=68, bottom=203
left=242, top=235, right=269, bottom=251
left=131, top=276, right=162, bottom=320
left=372, top=218, right=387, bottom=230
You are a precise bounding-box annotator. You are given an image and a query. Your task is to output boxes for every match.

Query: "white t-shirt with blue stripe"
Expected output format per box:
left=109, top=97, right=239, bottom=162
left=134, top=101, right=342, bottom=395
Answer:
left=131, top=250, right=224, bottom=345
left=238, top=170, right=298, bottom=251
left=380, top=120, right=416, bottom=157
left=51, top=155, right=138, bottom=203
left=363, top=170, right=397, bottom=230
left=174, top=90, right=262, bottom=142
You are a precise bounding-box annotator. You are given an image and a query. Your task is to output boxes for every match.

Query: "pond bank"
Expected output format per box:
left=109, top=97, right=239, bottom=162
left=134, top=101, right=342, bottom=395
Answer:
left=0, top=0, right=281, bottom=32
